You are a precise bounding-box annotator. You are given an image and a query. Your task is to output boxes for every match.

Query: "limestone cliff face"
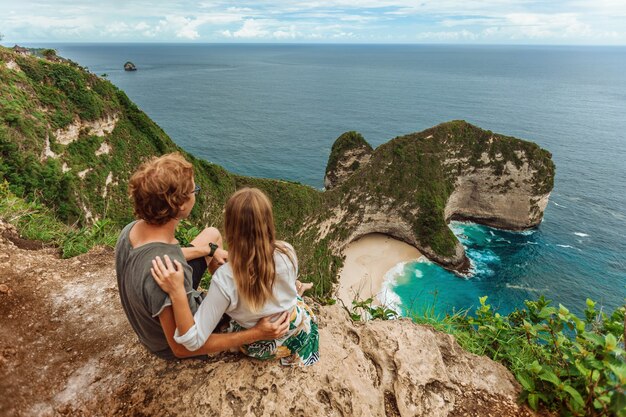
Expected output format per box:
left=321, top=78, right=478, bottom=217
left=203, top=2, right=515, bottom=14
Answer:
left=311, top=121, right=555, bottom=272
left=0, top=226, right=535, bottom=417
left=444, top=156, right=551, bottom=230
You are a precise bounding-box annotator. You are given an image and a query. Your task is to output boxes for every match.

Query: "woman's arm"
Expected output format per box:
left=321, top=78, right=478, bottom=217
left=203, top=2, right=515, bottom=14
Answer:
left=152, top=254, right=226, bottom=349
left=152, top=255, right=290, bottom=353
left=159, top=307, right=290, bottom=358
left=171, top=281, right=230, bottom=350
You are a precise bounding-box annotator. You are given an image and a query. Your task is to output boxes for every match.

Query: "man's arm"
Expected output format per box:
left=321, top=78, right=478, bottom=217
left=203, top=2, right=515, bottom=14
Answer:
left=159, top=307, right=289, bottom=358
left=180, top=245, right=210, bottom=261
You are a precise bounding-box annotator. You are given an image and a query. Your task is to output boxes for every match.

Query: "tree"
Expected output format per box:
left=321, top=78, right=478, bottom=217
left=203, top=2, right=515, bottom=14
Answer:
left=42, top=48, right=57, bottom=60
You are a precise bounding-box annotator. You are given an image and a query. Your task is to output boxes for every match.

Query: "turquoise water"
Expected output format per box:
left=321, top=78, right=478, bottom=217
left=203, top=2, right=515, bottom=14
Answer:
left=387, top=221, right=561, bottom=316
left=24, top=43, right=626, bottom=315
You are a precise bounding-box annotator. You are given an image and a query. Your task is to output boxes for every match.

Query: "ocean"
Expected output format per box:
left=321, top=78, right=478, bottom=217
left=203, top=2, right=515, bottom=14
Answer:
left=34, top=43, right=626, bottom=315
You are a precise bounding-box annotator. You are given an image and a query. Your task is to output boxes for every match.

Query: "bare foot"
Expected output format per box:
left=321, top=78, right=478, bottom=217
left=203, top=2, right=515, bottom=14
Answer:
left=296, top=280, right=314, bottom=296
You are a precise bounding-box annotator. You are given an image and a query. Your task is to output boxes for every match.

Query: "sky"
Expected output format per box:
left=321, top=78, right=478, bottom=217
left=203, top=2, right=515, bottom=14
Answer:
left=1, top=1, right=625, bottom=45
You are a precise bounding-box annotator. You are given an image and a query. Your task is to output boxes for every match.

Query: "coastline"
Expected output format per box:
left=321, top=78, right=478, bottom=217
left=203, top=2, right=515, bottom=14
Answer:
left=336, top=233, right=422, bottom=308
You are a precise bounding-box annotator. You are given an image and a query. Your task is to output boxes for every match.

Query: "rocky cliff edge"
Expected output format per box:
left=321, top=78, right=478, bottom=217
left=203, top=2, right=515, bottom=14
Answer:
left=0, top=221, right=536, bottom=417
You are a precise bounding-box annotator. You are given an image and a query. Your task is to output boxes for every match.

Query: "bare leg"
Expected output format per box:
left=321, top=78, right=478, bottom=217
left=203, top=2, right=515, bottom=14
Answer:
left=190, top=227, right=226, bottom=273
left=296, top=280, right=314, bottom=296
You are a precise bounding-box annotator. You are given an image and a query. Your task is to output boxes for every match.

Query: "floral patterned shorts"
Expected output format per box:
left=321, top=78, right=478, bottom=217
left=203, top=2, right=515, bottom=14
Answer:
left=227, top=297, right=320, bottom=366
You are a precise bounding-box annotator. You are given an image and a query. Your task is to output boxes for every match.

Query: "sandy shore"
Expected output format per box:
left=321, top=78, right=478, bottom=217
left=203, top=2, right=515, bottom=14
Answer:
left=336, top=233, right=422, bottom=308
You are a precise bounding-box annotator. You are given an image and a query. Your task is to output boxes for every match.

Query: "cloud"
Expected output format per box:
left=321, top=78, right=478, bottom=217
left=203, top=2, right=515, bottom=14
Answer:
left=273, top=25, right=299, bottom=39
left=222, top=19, right=302, bottom=39
left=504, top=13, right=591, bottom=38
left=154, top=13, right=244, bottom=40
left=416, top=30, right=478, bottom=42
left=418, top=12, right=624, bottom=43
left=441, top=17, right=502, bottom=28
left=104, top=21, right=153, bottom=37
left=0, top=0, right=625, bottom=44
left=164, top=16, right=202, bottom=40
left=231, top=19, right=269, bottom=38
left=339, top=15, right=378, bottom=23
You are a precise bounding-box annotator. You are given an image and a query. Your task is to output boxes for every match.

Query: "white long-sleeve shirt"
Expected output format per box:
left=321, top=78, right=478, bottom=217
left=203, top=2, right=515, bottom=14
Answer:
left=173, top=243, right=298, bottom=351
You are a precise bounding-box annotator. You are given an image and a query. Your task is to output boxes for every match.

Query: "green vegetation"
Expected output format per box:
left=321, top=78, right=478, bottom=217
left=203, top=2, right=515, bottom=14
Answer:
left=349, top=297, right=398, bottom=321
left=0, top=181, right=118, bottom=257
left=325, top=130, right=372, bottom=176
left=41, top=49, right=57, bottom=60
left=412, top=296, right=624, bottom=416
left=349, top=294, right=625, bottom=416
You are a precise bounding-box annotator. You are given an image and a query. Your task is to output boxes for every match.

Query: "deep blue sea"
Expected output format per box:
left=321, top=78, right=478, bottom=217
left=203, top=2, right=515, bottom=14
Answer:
left=27, top=43, right=626, bottom=315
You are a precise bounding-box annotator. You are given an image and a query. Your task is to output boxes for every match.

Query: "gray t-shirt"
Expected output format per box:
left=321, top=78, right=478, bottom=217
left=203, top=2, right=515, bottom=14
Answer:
left=115, top=221, right=203, bottom=359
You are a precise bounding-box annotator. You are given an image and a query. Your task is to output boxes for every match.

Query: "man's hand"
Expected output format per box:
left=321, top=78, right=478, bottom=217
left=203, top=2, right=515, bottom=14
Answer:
left=151, top=255, right=185, bottom=295
left=213, top=248, right=228, bottom=266
left=253, top=311, right=290, bottom=340
left=296, top=280, right=314, bottom=296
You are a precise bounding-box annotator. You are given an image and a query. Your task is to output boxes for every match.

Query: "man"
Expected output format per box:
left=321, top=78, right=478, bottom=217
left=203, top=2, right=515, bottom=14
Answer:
left=115, top=153, right=289, bottom=359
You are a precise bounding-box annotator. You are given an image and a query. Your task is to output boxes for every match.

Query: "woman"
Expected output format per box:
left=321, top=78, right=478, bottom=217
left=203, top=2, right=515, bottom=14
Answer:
left=151, top=187, right=319, bottom=366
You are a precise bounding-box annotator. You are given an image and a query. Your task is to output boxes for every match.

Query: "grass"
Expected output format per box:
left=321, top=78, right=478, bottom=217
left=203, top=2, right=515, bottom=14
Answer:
left=0, top=181, right=118, bottom=258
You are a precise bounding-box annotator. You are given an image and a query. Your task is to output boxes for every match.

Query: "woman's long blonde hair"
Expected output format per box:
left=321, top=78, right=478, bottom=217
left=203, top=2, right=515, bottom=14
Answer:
left=224, top=187, right=294, bottom=311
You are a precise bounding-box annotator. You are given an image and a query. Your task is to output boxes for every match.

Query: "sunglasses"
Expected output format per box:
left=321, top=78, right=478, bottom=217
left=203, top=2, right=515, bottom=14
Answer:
left=191, top=184, right=201, bottom=195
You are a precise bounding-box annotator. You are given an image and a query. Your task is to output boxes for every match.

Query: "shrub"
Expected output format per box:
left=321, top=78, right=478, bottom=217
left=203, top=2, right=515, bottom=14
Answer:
left=349, top=297, right=398, bottom=321
left=410, top=296, right=625, bottom=416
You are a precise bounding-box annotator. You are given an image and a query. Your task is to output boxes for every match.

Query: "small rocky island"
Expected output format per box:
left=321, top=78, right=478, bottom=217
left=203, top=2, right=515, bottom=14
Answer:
left=123, top=61, right=137, bottom=71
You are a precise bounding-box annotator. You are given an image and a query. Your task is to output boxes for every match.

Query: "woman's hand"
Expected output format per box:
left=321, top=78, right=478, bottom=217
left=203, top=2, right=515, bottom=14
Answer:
left=253, top=312, right=290, bottom=340
left=151, top=255, right=185, bottom=296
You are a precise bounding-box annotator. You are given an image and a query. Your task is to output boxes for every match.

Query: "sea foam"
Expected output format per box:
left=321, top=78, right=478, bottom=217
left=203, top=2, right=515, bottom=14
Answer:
left=379, top=257, right=428, bottom=314
left=378, top=262, right=407, bottom=314
left=505, top=284, right=547, bottom=293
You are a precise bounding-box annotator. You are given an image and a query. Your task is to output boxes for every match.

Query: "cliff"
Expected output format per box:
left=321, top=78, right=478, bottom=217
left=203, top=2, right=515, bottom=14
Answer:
left=318, top=122, right=554, bottom=272
left=0, top=221, right=536, bottom=417
left=324, top=131, right=373, bottom=190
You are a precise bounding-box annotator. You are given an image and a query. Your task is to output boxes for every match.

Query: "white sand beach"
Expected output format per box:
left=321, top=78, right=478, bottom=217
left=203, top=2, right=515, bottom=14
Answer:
left=336, top=233, right=422, bottom=308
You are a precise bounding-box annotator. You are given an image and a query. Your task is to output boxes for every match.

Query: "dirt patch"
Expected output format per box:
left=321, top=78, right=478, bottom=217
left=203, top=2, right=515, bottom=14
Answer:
left=4, top=234, right=46, bottom=250
left=1, top=227, right=47, bottom=250
left=0, top=236, right=124, bottom=417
